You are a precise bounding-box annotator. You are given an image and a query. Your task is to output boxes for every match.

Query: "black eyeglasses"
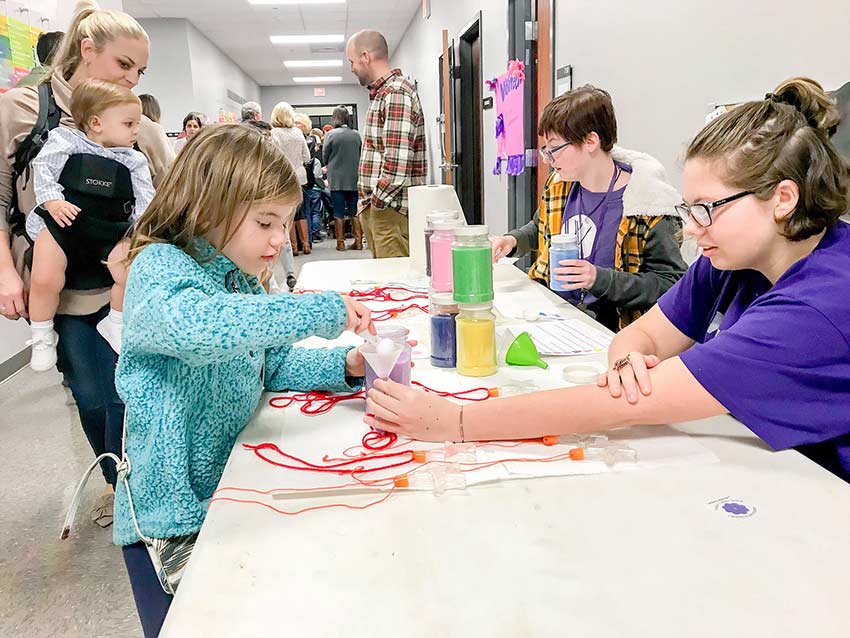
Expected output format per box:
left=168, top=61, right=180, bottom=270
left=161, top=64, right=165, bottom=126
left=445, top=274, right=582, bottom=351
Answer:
left=675, top=191, right=753, bottom=227
left=539, top=141, right=571, bottom=164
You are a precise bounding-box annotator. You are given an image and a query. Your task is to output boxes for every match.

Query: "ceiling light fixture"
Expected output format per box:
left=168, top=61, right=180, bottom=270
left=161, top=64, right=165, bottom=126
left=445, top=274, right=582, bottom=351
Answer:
left=250, top=0, right=345, bottom=5
left=270, top=34, right=345, bottom=44
left=292, top=76, right=343, bottom=83
left=284, top=60, right=343, bottom=68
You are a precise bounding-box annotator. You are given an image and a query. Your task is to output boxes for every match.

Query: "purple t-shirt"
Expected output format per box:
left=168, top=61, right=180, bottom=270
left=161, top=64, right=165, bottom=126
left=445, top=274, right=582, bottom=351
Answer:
left=658, top=222, right=850, bottom=482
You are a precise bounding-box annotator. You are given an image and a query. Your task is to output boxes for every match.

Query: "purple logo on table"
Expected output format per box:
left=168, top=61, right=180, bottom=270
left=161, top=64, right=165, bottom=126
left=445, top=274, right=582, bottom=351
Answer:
left=709, top=496, right=756, bottom=518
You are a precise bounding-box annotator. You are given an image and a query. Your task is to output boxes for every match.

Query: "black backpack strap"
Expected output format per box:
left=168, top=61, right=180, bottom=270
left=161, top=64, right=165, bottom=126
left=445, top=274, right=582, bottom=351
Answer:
left=7, top=82, right=62, bottom=234
left=13, top=82, right=61, bottom=176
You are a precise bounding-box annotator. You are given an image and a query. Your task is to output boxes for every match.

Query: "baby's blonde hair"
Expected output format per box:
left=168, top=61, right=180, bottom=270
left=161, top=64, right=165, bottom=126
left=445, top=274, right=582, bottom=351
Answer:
left=50, top=1, right=149, bottom=81
left=71, top=79, right=140, bottom=132
left=128, top=124, right=301, bottom=263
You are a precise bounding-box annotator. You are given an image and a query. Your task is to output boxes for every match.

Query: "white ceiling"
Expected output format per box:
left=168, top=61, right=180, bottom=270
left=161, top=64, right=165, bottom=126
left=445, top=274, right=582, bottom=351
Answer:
left=124, top=0, right=421, bottom=86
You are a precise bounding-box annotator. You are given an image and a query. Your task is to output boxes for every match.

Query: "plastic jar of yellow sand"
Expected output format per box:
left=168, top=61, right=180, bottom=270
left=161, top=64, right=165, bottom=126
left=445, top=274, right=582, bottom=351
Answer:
left=456, top=302, right=497, bottom=377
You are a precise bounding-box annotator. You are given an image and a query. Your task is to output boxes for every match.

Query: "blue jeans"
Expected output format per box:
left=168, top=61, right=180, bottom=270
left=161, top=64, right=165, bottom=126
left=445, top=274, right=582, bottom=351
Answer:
left=122, top=541, right=173, bottom=638
left=303, top=188, right=323, bottom=238
left=54, top=305, right=124, bottom=486
left=331, top=190, right=358, bottom=219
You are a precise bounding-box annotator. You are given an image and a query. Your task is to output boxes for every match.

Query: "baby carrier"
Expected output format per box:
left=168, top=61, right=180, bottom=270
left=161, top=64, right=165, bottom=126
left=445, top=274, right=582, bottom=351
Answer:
left=34, top=153, right=135, bottom=290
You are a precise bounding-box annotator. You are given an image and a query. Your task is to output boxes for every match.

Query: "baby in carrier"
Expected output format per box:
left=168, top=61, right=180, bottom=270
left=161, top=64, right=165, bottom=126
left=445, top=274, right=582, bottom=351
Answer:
left=26, top=79, right=155, bottom=371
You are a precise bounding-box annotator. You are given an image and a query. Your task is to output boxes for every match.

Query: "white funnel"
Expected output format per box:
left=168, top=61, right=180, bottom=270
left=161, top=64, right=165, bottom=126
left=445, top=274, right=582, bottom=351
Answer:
left=361, top=338, right=404, bottom=378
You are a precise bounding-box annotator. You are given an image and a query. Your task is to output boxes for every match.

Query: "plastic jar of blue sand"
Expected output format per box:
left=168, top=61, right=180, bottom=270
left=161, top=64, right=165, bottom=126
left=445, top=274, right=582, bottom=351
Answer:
left=549, top=233, right=580, bottom=292
left=430, top=292, right=459, bottom=368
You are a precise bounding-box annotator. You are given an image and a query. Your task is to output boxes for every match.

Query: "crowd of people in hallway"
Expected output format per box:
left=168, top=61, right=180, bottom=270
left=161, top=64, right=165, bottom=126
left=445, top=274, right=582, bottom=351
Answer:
left=0, top=2, right=848, bottom=637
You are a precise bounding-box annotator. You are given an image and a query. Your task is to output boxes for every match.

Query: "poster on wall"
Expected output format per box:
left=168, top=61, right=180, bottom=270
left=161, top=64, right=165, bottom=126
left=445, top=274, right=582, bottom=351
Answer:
left=487, top=59, right=525, bottom=176
left=0, top=12, right=41, bottom=93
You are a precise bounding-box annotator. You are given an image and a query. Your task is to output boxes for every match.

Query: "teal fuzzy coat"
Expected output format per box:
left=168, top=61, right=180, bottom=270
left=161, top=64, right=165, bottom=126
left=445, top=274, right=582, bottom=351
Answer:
left=113, top=240, right=357, bottom=546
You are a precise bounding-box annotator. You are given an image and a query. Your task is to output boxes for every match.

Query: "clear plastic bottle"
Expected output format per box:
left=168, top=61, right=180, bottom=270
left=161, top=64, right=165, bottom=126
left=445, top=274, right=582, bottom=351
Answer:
left=456, top=302, right=498, bottom=377
left=549, top=233, right=580, bottom=292
left=451, top=225, right=494, bottom=304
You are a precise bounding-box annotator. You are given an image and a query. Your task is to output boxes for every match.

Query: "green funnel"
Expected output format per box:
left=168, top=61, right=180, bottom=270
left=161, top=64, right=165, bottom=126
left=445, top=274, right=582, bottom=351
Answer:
left=505, top=331, right=548, bottom=369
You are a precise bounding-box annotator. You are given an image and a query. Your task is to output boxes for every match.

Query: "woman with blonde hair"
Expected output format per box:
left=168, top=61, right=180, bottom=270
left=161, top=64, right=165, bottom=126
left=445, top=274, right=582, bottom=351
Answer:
left=0, top=0, right=174, bottom=526
left=270, top=101, right=312, bottom=256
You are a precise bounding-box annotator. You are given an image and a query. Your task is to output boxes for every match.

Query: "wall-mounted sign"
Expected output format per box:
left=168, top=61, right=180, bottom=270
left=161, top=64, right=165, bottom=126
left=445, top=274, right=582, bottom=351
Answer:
left=313, top=87, right=326, bottom=97
left=556, top=65, right=573, bottom=97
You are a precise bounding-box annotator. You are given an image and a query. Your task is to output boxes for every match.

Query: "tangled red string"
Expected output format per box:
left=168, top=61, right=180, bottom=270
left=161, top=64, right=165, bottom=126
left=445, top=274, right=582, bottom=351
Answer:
left=268, top=382, right=494, bottom=417
left=292, top=286, right=429, bottom=321
left=348, top=285, right=428, bottom=303
left=371, top=303, right=429, bottom=321
left=268, top=383, right=494, bottom=451
left=362, top=429, right=398, bottom=450
left=268, top=390, right=366, bottom=415
left=293, top=285, right=428, bottom=303
left=411, top=381, right=495, bottom=401
left=242, top=441, right=414, bottom=475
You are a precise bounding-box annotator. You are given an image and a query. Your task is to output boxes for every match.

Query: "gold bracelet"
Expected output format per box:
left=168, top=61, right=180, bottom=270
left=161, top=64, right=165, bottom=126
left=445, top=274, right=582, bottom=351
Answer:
left=458, top=406, right=465, bottom=442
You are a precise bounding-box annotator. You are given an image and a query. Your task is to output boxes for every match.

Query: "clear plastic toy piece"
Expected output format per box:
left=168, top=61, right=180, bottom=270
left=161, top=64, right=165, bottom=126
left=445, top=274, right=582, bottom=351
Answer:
left=492, top=381, right=539, bottom=398
left=569, top=444, right=638, bottom=466
left=413, top=442, right=477, bottom=464
left=394, top=463, right=467, bottom=495
left=543, top=433, right=610, bottom=447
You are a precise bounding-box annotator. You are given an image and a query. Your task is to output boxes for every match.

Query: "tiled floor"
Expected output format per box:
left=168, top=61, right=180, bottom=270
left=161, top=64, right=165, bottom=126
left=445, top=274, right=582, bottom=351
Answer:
left=0, top=236, right=371, bottom=637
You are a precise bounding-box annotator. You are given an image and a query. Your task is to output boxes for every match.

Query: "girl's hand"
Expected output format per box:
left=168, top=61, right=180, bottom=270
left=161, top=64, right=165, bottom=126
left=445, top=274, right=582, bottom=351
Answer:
left=340, top=295, right=374, bottom=335
left=345, top=347, right=365, bottom=377
left=597, top=352, right=660, bottom=404
left=364, top=379, right=462, bottom=442
left=552, top=259, right=597, bottom=291
left=44, top=200, right=81, bottom=228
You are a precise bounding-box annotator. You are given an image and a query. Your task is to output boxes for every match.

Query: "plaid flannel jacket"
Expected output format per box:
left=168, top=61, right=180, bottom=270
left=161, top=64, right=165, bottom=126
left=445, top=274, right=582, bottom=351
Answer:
left=357, top=69, right=427, bottom=216
left=529, top=172, right=666, bottom=329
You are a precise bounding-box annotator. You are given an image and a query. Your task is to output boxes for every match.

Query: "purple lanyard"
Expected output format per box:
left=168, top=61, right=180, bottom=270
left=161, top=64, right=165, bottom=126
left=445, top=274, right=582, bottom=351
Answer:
left=561, top=163, right=621, bottom=259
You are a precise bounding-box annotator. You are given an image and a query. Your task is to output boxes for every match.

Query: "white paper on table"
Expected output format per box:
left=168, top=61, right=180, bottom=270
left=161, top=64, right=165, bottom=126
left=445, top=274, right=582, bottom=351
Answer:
left=492, top=287, right=561, bottom=321
left=524, top=319, right=612, bottom=356
left=475, top=425, right=718, bottom=479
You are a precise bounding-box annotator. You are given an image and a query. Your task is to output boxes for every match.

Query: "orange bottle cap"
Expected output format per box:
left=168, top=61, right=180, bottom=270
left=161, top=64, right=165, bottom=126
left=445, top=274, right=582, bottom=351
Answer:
left=488, top=388, right=499, bottom=397
left=394, top=475, right=410, bottom=488
left=542, top=435, right=558, bottom=446
left=412, top=451, right=427, bottom=463
left=568, top=447, right=585, bottom=461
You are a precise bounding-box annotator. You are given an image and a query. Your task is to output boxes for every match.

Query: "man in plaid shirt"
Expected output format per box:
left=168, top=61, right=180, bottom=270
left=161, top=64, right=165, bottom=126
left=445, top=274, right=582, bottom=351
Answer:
left=347, top=30, right=426, bottom=258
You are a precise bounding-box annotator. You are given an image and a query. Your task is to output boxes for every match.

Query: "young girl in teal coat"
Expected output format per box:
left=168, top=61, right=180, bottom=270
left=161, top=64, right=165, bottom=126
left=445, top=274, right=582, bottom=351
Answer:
left=74, top=124, right=374, bottom=636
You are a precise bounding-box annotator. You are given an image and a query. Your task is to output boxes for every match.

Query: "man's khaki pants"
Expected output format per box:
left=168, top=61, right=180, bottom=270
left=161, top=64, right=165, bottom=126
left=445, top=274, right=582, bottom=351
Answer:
left=359, top=206, right=409, bottom=259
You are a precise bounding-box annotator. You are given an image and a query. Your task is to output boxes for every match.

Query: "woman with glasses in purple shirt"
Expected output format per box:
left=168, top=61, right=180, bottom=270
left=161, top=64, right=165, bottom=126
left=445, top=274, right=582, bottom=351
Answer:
left=364, top=76, right=850, bottom=483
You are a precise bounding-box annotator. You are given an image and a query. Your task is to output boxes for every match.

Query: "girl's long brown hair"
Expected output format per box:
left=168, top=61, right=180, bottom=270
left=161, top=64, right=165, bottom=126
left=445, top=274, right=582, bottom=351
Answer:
left=127, top=124, right=301, bottom=263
